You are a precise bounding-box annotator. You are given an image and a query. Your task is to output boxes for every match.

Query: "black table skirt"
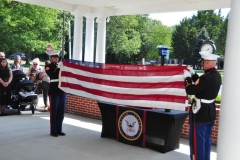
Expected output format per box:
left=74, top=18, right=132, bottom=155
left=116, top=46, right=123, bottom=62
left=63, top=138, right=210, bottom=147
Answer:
left=98, top=101, right=188, bottom=153
left=146, top=109, right=188, bottom=153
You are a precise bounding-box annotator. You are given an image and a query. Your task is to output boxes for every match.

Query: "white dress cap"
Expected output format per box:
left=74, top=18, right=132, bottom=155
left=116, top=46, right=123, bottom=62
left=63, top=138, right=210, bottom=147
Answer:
left=46, top=50, right=60, bottom=57
left=199, top=51, right=220, bottom=61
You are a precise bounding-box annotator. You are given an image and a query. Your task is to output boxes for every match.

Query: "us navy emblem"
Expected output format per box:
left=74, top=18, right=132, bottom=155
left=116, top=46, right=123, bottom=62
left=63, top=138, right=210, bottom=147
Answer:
left=118, top=110, right=142, bottom=141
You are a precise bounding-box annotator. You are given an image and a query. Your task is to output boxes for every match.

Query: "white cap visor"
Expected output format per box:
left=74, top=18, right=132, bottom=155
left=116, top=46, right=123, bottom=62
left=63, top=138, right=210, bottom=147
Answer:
left=199, top=51, right=220, bottom=61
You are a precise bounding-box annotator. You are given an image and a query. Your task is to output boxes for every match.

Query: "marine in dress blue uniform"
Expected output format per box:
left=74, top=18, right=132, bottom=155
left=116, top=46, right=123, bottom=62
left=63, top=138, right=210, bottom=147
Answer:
left=183, top=51, right=221, bottom=160
left=45, top=50, right=66, bottom=137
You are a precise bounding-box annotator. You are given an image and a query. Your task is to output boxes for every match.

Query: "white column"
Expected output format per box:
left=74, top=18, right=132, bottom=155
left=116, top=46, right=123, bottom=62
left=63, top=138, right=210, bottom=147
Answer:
left=95, top=16, right=107, bottom=63
left=217, top=0, right=240, bottom=159
left=84, top=15, right=95, bottom=62
left=72, top=13, right=83, bottom=60
left=68, top=20, right=72, bottom=59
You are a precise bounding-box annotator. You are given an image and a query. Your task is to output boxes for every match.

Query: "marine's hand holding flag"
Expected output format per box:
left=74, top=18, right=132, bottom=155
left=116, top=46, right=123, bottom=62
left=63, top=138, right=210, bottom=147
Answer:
left=183, top=70, right=191, bottom=78
left=57, top=60, right=63, bottom=69
left=187, top=66, right=195, bottom=75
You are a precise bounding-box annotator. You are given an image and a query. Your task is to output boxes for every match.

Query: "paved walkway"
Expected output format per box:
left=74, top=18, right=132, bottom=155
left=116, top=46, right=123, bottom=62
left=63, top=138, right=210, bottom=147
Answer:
left=0, top=95, right=217, bottom=160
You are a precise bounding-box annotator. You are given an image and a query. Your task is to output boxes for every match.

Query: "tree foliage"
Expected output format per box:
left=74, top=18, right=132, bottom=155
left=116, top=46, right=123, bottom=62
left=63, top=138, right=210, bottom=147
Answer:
left=171, top=18, right=197, bottom=65
left=191, top=27, right=210, bottom=64
left=106, top=15, right=172, bottom=64
left=216, top=14, right=228, bottom=56
left=171, top=10, right=227, bottom=66
left=106, top=15, right=141, bottom=63
left=0, top=0, right=63, bottom=63
left=192, top=10, right=223, bottom=41
left=145, top=20, right=172, bottom=60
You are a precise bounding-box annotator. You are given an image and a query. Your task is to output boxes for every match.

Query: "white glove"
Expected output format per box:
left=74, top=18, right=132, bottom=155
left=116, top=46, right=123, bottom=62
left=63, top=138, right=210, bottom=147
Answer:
left=183, top=70, right=191, bottom=78
left=57, top=61, right=63, bottom=69
left=187, top=65, right=195, bottom=74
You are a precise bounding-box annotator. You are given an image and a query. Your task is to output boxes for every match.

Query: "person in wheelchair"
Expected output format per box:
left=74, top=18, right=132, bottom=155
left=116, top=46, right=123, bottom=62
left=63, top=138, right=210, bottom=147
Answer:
left=29, top=73, right=41, bottom=108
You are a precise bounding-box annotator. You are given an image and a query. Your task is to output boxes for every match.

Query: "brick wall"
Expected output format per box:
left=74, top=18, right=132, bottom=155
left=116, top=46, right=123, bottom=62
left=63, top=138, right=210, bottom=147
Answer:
left=66, top=94, right=220, bottom=145
left=66, top=94, right=101, bottom=119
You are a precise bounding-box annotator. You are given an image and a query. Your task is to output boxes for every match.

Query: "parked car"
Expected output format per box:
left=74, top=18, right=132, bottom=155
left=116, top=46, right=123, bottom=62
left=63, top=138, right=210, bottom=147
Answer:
left=8, top=53, right=26, bottom=60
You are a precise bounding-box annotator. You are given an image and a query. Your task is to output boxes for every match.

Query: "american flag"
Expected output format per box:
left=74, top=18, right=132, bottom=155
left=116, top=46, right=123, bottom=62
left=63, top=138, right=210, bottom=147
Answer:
left=59, top=59, right=188, bottom=111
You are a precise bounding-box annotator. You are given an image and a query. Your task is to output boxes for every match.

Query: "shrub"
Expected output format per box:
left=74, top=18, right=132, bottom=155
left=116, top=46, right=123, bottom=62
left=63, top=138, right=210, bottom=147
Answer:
left=215, top=95, right=221, bottom=103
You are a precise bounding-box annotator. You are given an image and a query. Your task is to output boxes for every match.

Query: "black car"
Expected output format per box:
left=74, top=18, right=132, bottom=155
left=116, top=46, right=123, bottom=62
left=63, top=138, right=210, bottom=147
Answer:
left=8, top=53, right=26, bottom=60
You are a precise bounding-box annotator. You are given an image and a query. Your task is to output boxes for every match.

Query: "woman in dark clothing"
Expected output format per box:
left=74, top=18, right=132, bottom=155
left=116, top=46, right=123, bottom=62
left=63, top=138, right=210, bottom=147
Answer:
left=0, top=58, right=12, bottom=116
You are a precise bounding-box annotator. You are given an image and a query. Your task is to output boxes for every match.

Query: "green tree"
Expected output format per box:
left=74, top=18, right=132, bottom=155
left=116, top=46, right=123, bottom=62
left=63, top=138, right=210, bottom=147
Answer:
left=171, top=18, right=198, bottom=65
left=190, top=11, right=223, bottom=67
left=171, top=10, right=223, bottom=67
left=145, top=19, right=172, bottom=61
left=134, top=15, right=152, bottom=63
left=106, top=15, right=142, bottom=64
left=191, top=26, right=210, bottom=68
left=0, top=0, right=63, bottom=64
left=216, top=13, right=229, bottom=56
left=192, top=10, right=223, bottom=41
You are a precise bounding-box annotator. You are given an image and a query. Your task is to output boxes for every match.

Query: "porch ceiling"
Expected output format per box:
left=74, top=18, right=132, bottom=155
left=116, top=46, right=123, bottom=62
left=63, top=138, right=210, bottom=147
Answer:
left=14, top=0, right=230, bottom=16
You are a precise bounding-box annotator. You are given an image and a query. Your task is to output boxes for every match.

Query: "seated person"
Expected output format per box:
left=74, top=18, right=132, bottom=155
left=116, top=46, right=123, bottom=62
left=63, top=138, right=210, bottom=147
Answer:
left=29, top=73, right=40, bottom=108
left=29, top=73, right=41, bottom=93
left=26, top=58, right=43, bottom=94
left=26, top=58, right=42, bottom=77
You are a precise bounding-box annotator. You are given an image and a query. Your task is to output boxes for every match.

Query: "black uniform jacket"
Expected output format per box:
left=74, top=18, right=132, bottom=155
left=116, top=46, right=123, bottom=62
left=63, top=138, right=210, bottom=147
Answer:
left=45, top=62, right=65, bottom=95
left=184, top=68, right=221, bottom=123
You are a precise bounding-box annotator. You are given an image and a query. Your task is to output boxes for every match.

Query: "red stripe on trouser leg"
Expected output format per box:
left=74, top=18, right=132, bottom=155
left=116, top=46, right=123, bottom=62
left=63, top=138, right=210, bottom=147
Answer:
left=193, top=123, right=197, bottom=160
left=49, top=95, right=52, bottom=133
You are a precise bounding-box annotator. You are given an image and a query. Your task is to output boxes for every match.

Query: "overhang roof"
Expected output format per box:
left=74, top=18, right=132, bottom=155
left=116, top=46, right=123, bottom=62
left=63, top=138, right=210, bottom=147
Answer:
left=14, top=0, right=231, bottom=16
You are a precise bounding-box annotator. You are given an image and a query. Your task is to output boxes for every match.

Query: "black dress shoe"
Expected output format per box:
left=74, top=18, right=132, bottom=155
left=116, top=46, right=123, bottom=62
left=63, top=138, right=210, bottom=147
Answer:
left=50, top=133, right=58, bottom=137
left=57, top=132, right=66, bottom=136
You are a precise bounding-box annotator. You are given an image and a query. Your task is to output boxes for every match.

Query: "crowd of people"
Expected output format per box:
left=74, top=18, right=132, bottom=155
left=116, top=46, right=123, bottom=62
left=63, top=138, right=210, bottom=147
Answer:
left=0, top=51, right=66, bottom=137
left=0, top=52, right=52, bottom=115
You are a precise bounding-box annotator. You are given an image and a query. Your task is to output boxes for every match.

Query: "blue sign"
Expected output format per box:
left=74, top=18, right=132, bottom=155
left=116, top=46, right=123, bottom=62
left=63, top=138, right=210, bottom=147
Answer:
left=159, top=47, right=168, bottom=56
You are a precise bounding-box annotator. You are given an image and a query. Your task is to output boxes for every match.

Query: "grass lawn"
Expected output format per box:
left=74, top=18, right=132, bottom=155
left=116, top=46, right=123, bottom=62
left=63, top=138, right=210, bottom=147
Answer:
left=195, top=69, right=224, bottom=75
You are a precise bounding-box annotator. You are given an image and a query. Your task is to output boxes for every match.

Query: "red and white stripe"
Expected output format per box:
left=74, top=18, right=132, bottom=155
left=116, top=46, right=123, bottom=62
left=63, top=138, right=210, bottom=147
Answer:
left=59, top=60, right=188, bottom=111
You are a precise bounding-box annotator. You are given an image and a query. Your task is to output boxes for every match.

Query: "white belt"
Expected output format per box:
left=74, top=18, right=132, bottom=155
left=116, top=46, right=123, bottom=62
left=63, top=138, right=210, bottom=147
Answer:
left=50, top=79, right=59, bottom=82
left=201, top=99, right=214, bottom=103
